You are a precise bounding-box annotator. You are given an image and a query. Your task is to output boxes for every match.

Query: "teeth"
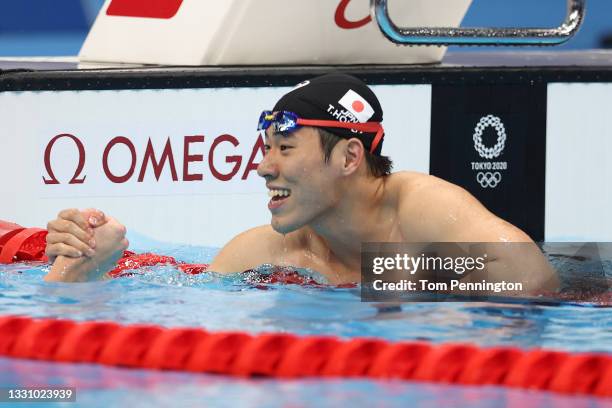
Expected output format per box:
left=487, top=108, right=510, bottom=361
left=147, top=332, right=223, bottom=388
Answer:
left=268, top=189, right=291, bottom=198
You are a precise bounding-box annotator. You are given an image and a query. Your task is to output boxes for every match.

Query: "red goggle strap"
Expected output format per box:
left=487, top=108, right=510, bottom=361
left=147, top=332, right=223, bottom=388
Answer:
left=296, top=119, right=385, bottom=154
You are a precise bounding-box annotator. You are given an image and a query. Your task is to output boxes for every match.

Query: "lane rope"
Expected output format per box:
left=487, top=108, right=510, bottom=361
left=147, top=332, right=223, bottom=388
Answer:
left=0, top=315, right=610, bottom=397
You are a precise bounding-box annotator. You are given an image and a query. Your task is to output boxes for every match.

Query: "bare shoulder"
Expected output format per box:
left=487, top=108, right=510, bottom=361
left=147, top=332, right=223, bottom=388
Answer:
left=387, top=171, right=445, bottom=191
left=392, top=171, right=530, bottom=242
left=389, top=171, right=469, bottom=209
left=208, top=225, right=285, bottom=273
left=387, top=170, right=460, bottom=193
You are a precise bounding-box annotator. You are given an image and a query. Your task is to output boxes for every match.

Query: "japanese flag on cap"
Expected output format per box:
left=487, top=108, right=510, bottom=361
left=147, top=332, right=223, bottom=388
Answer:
left=338, top=89, right=375, bottom=123
left=273, top=73, right=385, bottom=155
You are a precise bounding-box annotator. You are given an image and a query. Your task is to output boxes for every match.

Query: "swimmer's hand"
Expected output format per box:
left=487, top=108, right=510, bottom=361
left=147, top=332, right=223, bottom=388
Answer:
left=45, top=213, right=128, bottom=282
left=45, top=208, right=108, bottom=262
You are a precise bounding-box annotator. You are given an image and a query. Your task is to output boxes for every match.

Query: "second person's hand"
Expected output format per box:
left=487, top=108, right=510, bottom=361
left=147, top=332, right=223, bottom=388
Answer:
left=45, top=208, right=108, bottom=263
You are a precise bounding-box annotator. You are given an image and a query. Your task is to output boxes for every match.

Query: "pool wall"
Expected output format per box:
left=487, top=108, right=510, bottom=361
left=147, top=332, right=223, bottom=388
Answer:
left=1, top=55, right=612, bottom=245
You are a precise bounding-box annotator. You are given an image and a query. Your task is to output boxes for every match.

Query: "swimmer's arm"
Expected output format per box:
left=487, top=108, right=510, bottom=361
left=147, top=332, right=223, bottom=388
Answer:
left=45, top=255, right=114, bottom=282
left=208, top=225, right=280, bottom=274
left=447, top=206, right=557, bottom=293
left=399, top=178, right=558, bottom=292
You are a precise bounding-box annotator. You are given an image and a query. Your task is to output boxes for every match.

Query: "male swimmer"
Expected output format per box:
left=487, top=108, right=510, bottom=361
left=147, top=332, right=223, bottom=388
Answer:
left=44, top=74, right=557, bottom=292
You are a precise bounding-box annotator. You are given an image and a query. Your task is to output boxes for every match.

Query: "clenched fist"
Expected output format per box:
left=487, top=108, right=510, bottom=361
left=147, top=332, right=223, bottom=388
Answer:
left=44, top=209, right=129, bottom=282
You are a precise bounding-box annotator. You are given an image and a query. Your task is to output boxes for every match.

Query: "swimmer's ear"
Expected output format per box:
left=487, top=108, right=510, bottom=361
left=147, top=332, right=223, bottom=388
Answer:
left=341, top=138, right=365, bottom=175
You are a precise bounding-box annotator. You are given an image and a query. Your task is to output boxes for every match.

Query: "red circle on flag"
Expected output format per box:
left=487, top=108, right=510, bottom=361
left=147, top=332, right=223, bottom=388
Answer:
left=352, top=100, right=365, bottom=113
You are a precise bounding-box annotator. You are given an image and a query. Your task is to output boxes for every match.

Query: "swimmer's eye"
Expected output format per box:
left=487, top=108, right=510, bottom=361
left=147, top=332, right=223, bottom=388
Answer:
left=262, top=144, right=292, bottom=154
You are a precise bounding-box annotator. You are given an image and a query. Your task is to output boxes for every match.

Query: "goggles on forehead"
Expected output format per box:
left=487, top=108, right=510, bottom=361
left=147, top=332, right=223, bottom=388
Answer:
left=257, top=110, right=385, bottom=154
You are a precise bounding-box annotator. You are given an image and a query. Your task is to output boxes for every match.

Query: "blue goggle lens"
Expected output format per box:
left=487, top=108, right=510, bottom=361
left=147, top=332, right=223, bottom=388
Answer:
left=257, top=111, right=299, bottom=134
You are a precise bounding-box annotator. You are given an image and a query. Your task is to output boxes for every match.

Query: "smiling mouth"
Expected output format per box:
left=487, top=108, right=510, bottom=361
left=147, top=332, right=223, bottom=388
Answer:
left=268, top=188, right=291, bottom=210
left=268, top=188, right=291, bottom=201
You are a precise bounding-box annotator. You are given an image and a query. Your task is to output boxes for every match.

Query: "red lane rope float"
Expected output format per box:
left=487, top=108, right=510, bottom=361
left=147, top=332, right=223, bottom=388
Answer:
left=0, top=315, right=610, bottom=397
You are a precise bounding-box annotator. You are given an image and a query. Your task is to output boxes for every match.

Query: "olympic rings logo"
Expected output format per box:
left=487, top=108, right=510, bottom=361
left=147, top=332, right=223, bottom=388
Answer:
left=476, top=172, right=502, bottom=188
left=473, top=115, right=506, bottom=159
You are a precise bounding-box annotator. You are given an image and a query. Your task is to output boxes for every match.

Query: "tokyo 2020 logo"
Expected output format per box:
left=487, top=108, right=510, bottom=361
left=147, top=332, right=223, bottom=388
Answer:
left=471, top=115, right=508, bottom=189
left=473, top=115, right=506, bottom=160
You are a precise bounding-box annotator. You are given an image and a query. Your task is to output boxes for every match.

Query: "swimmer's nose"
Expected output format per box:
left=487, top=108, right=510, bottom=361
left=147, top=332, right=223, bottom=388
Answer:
left=257, top=152, right=279, bottom=179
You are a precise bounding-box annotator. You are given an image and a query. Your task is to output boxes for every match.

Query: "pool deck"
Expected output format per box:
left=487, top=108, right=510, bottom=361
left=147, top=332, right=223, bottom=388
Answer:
left=1, top=51, right=612, bottom=91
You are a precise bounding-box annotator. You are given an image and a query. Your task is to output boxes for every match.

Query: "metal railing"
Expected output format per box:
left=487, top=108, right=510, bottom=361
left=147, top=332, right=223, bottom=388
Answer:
left=370, top=0, right=586, bottom=46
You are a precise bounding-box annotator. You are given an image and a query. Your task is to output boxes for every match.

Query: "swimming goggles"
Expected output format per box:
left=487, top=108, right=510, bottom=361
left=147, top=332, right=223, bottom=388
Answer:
left=257, top=110, right=385, bottom=154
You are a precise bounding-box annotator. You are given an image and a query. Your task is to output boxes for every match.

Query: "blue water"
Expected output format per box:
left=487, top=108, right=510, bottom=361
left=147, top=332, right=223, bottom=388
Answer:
left=0, top=357, right=605, bottom=408
left=0, top=236, right=611, bottom=407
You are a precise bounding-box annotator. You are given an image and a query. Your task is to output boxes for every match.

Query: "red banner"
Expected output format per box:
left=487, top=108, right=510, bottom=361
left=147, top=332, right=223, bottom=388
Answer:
left=106, top=0, right=183, bottom=19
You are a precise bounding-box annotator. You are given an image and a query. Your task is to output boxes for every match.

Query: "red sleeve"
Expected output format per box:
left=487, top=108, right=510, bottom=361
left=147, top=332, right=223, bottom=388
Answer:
left=0, top=220, right=209, bottom=275
left=108, top=251, right=209, bottom=277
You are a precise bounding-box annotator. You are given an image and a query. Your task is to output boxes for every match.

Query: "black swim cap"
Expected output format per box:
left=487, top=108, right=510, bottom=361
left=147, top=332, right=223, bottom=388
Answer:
left=273, top=73, right=385, bottom=155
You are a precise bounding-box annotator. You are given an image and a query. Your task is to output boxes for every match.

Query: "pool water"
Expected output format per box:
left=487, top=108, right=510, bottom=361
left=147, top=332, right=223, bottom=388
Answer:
left=0, top=235, right=610, bottom=407
left=0, top=357, right=605, bottom=408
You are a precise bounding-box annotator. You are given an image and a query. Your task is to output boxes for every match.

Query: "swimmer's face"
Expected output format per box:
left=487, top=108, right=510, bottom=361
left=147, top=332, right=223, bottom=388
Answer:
left=258, top=126, right=343, bottom=234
